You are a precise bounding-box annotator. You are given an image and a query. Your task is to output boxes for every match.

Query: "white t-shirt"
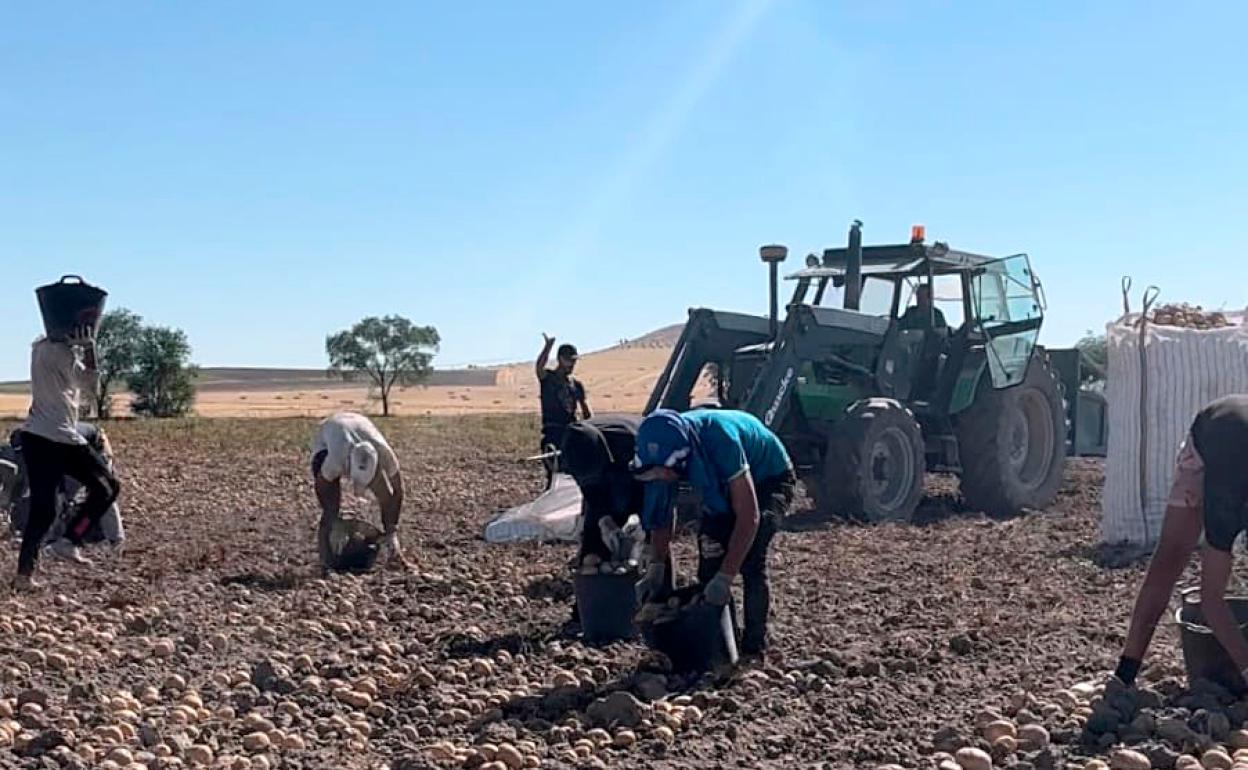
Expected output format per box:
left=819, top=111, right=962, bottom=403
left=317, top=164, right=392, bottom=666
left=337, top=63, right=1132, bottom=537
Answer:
left=24, top=339, right=96, bottom=446
left=311, top=412, right=400, bottom=483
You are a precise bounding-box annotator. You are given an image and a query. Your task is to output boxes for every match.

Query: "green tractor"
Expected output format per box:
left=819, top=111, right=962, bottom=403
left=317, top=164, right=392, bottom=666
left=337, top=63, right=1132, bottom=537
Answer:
left=646, top=221, right=1107, bottom=523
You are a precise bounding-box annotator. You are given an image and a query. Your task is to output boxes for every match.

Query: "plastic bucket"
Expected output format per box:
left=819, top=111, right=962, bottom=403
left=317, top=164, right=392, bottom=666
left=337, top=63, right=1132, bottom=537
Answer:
left=326, top=518, right=383, bottom=573
left=36, top=276, right=108, bottom=340
left=1174, top=586, right=1248, bottom=690
left=642, top=587, right=739, bottom=673
left=574, top=572, right=638, bottom=644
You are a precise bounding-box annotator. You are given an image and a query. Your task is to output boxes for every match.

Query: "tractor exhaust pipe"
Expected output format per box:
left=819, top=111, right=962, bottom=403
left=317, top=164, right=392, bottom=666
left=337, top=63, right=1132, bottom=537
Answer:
left=844, top=219, right=863, bottom=311
left=760, top=245, right=788, bottom=339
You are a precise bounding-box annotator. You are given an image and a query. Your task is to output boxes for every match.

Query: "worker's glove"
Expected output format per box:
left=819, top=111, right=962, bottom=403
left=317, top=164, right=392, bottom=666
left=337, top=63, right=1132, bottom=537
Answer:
left=701, top=572, right=734, bottom=607
left=66, top=324, right=96, bottom=346
left=635, top=562, right=667, bottom=605
left=598, top=517, right=624, bottom=561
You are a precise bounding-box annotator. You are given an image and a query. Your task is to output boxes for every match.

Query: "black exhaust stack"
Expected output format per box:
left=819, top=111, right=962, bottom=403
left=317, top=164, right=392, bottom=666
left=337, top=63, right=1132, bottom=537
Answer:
left=760, top=245, right=788, bottom=339
left=844, top=219, right=863, bottom=311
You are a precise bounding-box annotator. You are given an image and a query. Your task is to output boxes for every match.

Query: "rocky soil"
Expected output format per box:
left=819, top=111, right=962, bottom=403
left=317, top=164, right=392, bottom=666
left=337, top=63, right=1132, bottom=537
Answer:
left=0, top=416, right=1231, bottom=770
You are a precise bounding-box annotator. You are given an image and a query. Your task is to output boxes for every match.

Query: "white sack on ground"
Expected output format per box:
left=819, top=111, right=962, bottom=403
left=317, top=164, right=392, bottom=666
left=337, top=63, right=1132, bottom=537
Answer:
left=484, top=473, right=583, bottom=544
left=1102, top=311, right=1248, bottom=546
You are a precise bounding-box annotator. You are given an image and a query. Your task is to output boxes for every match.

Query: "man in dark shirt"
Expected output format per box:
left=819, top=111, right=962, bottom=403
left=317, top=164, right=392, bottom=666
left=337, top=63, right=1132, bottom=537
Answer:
left=897, top=283, right=947, bottom=331
left=1109, top=394, right=1248, bottom=689
left=536, top=334, right=591, bottom=487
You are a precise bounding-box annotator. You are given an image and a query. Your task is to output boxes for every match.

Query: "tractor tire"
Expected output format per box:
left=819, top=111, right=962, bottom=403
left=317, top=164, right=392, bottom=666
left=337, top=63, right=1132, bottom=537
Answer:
left=816, top=398, right=925, bottom=524
left=955, top=355, right=1066, bottom=517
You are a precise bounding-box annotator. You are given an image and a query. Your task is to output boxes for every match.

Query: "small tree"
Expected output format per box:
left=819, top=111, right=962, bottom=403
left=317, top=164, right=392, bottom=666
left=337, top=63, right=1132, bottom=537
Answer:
left=326, top=315, right=440, bottom=416
left=92, top=308, right=144, bottom=418
left=129, top=326, right=198, bottom=418
left=1075, top=330, right=1108, bottom=387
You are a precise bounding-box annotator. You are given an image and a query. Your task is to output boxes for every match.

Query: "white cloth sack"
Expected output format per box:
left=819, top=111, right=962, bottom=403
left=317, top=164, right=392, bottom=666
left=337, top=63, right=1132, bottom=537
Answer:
left=1101, top=311, right=1248, bottom=546
left=483, top=473, right=583, bottom=544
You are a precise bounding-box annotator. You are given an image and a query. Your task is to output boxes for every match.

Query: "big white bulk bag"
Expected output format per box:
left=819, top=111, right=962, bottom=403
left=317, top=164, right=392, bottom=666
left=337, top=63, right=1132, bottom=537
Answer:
left=1101, top=311, right=1248, bottom=546
left=483, top=473, right=583, bottom=544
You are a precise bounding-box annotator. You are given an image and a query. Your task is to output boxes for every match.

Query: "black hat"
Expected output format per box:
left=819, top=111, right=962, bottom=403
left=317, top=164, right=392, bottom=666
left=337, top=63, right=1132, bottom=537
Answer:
left=557, top=343, right=579, bottom=359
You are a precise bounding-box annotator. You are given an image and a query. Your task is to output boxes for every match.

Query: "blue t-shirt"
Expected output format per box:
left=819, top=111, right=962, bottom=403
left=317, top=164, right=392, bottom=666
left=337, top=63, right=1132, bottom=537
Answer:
left=642, top=409, right=792, bottom=530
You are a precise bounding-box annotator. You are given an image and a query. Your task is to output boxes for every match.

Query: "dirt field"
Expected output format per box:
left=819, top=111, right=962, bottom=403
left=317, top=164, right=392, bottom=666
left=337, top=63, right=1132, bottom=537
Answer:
left=0, top=414, right=1232, bottom=770
left=0, top=344, right=680, bottom=419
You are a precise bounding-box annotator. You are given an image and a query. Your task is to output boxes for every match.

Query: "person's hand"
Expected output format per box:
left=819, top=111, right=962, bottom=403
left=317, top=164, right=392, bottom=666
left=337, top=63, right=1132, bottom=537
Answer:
left=542, top=333, right=555, bottom=347
left=381, top=532, right=410, bottom=571
left=68, top=324, right=95, bottom=345
left=635, top=562, right=667, bottom=604
left=702, top=572, right=734, bottom=606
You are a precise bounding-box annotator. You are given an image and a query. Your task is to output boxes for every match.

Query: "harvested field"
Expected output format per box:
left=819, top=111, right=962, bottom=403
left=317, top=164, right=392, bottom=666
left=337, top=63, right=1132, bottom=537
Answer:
left=0, top=415, right=1223, bottom=770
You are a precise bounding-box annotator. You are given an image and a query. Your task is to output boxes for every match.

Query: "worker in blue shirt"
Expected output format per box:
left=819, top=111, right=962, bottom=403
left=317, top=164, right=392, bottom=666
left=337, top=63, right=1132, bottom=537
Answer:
left=630, top=408, right=796, bottom=656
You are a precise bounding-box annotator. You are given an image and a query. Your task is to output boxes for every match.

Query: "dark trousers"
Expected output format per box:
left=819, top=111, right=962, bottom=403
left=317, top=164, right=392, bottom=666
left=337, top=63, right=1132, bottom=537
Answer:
left=695, top=469, right=796, bottom=654
left=19, top=431, right=120, bottom=575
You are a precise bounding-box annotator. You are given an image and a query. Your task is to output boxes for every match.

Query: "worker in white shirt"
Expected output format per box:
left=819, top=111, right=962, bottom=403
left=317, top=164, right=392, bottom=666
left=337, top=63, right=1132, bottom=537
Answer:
left=311, top=411, right=407, bottom=570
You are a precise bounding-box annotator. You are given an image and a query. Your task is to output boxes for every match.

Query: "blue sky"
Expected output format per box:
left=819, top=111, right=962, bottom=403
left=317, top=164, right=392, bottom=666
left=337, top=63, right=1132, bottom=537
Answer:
left=2, top=1, right=1245, bottom=380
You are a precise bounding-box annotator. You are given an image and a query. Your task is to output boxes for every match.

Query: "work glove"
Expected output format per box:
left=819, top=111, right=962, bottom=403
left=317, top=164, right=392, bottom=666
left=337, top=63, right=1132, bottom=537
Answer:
left=598, top=517, right=624, bottom=561
left=635, top=562, right=667, bottom=605
left=701, top=572, right=734, bottom=607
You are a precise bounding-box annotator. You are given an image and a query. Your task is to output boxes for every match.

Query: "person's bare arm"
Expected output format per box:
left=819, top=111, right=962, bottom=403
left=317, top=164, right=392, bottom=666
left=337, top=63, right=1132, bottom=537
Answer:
left=536, top=334, right=555, bottom=380
left=579, top=387, right=592, bottom=420
left=1200, top=545, right=1248, bottom=672
left=376, top=471, right=403, bottom=535
left=1122, top=504, right=1203, bottom=660
left=721, top=472, right=761, bottom=577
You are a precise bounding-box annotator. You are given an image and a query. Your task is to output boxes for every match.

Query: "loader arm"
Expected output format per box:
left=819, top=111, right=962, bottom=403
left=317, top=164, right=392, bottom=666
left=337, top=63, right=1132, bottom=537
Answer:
left=646, top=308, right=773, bottom=414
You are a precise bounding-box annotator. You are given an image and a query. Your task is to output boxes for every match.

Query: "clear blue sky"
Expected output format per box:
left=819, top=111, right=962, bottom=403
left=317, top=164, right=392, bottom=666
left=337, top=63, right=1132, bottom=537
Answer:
left=2, top=1, right=1245, bottom=380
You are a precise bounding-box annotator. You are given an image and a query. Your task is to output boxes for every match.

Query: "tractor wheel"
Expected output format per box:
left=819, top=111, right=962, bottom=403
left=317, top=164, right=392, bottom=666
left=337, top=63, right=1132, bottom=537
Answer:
left=955, top=355, right=1066, bottom=517
left=817, top=398, right=925, bottom=524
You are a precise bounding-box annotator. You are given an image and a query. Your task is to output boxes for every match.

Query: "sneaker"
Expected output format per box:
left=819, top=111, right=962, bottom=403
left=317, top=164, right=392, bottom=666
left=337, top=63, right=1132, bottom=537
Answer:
left=11, top=574, right=43, bottom=593
left=48, top=539, right=93, bottom=565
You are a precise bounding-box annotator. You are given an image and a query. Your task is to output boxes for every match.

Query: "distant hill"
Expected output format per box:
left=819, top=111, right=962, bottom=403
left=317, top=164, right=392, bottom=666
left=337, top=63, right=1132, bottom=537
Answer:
left=609, top=323, right=684, bottom=350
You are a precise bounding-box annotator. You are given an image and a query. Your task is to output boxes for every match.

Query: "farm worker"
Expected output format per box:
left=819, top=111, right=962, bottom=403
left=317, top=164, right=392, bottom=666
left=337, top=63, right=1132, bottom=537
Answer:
left=536, top=334, right=591, bottom=488
left=559, top=416, right=645, bottom=565
left=631, top=408, right=796, bottom=656
left=1110, top=394, right=1248, bottom=689
left=12, top=326, right=121, bottom=592
left=311, top=411, right=407, bottom=570
left=898, top=283, right=947, bottom=331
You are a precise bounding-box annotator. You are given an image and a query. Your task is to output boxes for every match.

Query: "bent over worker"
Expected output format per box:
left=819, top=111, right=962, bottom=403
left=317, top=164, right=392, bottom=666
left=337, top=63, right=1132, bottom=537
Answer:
left=631, top=408, right=796, bottom=657
left=1111, top=394, right=1248, bottom=688
left=311, top=411, right=407, bottom=569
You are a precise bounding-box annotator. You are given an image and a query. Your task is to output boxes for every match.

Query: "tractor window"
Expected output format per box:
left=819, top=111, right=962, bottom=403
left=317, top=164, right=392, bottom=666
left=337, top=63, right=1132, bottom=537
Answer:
left=855, top=276, right=895, bottom=317
left=898, top=276, right=965, bottom=330
left=972, top=254, right=1042, bottom=388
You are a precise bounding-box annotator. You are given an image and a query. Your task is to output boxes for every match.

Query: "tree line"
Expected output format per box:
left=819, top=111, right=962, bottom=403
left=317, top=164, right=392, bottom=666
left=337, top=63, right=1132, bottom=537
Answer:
left=88, top=311, right=439, bottom=419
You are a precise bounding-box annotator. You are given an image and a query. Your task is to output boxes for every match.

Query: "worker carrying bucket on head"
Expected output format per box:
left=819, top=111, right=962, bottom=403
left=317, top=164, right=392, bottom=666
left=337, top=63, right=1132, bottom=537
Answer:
left=310, top=411, right=407, bottom=572
left=1109, top=394, right=1248, bottom=692
left=631, top=408, right=797, bottom=659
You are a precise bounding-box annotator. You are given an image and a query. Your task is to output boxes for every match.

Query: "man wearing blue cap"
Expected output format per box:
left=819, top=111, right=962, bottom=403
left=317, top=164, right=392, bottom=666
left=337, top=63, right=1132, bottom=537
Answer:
left=631, top=408, right=796, bottom=656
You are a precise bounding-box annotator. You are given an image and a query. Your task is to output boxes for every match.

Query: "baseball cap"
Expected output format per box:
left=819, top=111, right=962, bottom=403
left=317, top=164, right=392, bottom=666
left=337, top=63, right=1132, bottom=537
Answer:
left=349, top=442, right=379, bottom=496
left=557, top=343, right=579, bottom=360
left=630, top=410, right=692, bottom=479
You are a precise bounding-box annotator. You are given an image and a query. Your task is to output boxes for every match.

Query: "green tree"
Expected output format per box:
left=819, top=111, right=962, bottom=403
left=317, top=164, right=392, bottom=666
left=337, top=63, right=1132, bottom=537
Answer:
left=1075, top=330, right=1108, bottom=386
left=91, top=308, right=144, bottom=419
left=326, top=315, right=440, bottom=416
left=129, top=326, right=198, bottom=418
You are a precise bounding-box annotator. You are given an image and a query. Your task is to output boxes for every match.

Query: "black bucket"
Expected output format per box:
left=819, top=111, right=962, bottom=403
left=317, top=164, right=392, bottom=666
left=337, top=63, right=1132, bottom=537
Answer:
left=325, top=518, right=383, bottom=573
left=36, top=276, right=108, bottom=340
left=642, top=586, right=739, bottom=673
left=574, top=572, right=638, bottom=644
left=1174, top=586, right=1248, bottom=690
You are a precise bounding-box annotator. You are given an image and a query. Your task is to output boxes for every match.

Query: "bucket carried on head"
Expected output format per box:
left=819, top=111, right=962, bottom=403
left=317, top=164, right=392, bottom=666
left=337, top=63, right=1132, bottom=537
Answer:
left=1174, top=586, right=1248, bottom=691
left=36, top=275, right=108, bottom=340
left=574, top=572, right=638, bottom=644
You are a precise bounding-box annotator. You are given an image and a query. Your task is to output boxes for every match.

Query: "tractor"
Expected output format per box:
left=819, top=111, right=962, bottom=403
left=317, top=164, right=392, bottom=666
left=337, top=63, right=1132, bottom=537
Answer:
left=646, top=221, right=1107, bottom=523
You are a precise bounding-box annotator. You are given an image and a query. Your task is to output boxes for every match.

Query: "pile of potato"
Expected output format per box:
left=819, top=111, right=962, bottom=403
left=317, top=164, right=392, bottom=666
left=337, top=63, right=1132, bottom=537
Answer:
left=1149, top=303, right=1234, bottom=330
